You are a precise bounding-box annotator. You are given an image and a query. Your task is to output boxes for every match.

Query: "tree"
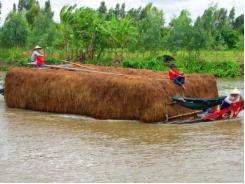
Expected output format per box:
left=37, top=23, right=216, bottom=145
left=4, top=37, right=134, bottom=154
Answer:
left=114, top=3, right=120, bottom=19
left=72, top=7, right=102, bottom=59
left=18, top=0, right=36, bottom=11
left=221, top=27, right=240, bottom=48
left=60, top=6, right=106, bottom=60
left=119, top=3, right=126, bottom=19
left=44, top=0, right=54, bottom=19
left=25, top=3, right=41, bottom=25
left=137, top=3, right=165, bottom=52
left=101, top=15, right=138, bottom=62
left=233, top=14, right=244, bottom=34
left=0, top=1, right=2, bottom=23
left=194, top=5, right=234, bottom=50
left=127, top=7, right=142, bottom=22
left=102, top=15, right=138, bottom=49
left=187, top=26, right=209, bottom=58
left=193, top=16, right=213, bottom=51
left=29, top=13, right=59, bottom=49
left=229, top=7, right=235, bottom=25
left=1, top=12, right=29, bottom=47
left=165, top=10, right=192, bottom=53
left=236, top=35, right=244, bottom=50
left=105, top=3, right=126, bottom=20
left=97, top=1, right=107, bottom=19
left=60, top=5, right=77, bottom=59
left=13, top=3, right=17, bottom=12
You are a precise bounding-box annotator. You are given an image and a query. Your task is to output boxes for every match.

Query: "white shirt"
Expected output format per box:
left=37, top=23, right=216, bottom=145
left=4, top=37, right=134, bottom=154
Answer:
left=31, top=50, right=43, bottom=63
left=224, top=94, right=241, bottom=104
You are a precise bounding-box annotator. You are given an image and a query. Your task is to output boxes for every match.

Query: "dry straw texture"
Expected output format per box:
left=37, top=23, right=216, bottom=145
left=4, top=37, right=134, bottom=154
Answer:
left=4, top=66, right=218, bottom=122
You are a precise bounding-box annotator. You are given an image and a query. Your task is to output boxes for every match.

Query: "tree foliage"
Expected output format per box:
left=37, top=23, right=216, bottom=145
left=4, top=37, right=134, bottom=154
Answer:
left=18, top=0, right=36, bottom=11
left=29, top=13, right=59, bottom=49
left=233, top=14, right=244, bottom=34
left=137, top=3, right=165, bottom=51
left=0, top=1, right=243, bottom=61
left=165, top=10, right=192, bottom=52
left=101, top=15, right=138, bottom=49
left=1, top=12, right=29, bottom=47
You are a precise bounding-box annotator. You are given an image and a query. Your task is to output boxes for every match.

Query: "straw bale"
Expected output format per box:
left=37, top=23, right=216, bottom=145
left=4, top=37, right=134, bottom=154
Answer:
left=4, top=66, right=218, bottom=122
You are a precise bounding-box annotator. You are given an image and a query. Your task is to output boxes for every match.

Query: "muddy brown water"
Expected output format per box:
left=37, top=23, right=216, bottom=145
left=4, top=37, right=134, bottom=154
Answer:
left=0, top=73, right=243, bottom=182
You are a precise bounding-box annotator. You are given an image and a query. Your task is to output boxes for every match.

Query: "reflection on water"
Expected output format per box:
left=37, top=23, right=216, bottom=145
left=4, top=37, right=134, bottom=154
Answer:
left=0, top=75, right=243, bottom=182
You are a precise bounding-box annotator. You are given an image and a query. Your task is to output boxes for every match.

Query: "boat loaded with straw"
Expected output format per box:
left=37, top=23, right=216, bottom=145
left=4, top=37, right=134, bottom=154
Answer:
left=3, top=62, right=222, bottom=123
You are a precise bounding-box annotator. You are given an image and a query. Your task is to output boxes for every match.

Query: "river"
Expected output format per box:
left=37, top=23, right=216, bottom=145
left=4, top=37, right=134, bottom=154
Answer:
left=0, top=73, right=243, bottom=182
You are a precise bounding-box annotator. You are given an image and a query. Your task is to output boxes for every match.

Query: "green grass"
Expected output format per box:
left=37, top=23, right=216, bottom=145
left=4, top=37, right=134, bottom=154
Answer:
left=0, top=48, right=24, bottom=62
left=175, top=59, right=241, bottom=77
left=122, top=58, right=242, bottom=78
left=0, top=48, right=243, bottom=78
left=123, top=58, right=168, bottom=71
left=197, top=50, right=243, bottom=64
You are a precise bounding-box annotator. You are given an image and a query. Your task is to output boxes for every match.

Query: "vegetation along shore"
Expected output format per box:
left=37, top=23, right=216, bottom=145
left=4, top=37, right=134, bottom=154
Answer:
left=0, top=0, right=243, bottom=78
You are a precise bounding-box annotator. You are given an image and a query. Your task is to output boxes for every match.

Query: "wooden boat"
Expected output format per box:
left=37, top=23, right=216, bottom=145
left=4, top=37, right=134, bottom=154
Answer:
left=168, top=117, right=243, bottom=124
left=168, top=98, right=244, bottom=124
left=172, top=96, right=226, bottom=110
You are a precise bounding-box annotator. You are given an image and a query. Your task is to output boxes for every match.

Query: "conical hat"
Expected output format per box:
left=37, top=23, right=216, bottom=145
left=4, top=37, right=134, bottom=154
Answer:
left=33, top=45, right=42, bottom=50
left=230, top=88, right=241, bottom=95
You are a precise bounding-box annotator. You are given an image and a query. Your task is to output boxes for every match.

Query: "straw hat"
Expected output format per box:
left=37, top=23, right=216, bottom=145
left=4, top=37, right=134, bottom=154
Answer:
left=33, top=45, right=42, bottom=50
left=230, top=88, right=241, bottom=95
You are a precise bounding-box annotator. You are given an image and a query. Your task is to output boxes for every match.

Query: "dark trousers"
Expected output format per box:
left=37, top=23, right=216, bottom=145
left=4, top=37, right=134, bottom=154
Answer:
left=173, top=76, right=185, bottom=86
left=220, top=101, right=231, bottom=110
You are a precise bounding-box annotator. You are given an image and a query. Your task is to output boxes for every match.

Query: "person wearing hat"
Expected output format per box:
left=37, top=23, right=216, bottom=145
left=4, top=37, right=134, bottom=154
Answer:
left=220, top=88, right=242, bottom=110
left=31, top=45, right=44, bottom=67
left=168, top=64, right=185, bottom=89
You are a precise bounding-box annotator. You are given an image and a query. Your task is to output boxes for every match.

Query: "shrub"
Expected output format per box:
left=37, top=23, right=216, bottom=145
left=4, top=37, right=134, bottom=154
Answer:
left=123, top=58, right=168, bottom=71
left=123, top=58, right=242, bottom=77
left=44, top=56, right=62, bottom=64
left=175, top=60, right=241, bottom=77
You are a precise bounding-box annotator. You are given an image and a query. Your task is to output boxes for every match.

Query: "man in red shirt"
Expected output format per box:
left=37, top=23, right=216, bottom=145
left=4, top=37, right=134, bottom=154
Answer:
left=168, top=64, right=185, bottom=89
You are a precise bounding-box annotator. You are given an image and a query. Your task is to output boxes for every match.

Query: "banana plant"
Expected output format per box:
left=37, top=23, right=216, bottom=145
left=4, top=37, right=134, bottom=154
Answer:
left=100, top=15, right=138, bottom=62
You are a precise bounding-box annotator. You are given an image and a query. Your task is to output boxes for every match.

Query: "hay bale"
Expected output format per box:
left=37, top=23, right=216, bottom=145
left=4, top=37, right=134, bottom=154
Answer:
left=4, top=66, right=218, bottom=122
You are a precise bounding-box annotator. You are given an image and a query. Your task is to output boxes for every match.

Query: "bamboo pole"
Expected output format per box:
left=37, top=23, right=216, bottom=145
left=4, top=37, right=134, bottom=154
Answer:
left=168, top=111, right=202, bottom=120
left=60, top=61, right=170, bottom=81
left=44, top=64, right=146, bottom=80
left=63, top=60, right=97, bottom=70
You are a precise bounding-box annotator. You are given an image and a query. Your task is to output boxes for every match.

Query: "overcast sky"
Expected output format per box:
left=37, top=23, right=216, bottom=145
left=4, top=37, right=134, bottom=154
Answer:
left=0, top=0, right=244, bottom=25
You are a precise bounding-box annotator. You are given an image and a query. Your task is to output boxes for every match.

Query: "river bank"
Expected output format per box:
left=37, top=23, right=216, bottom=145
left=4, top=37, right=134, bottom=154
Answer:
left=0, top=48, right=243, bottom=78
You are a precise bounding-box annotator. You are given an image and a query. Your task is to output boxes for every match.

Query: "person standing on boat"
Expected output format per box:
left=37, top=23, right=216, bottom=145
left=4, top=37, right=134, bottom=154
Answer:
left=168, top=64, right=185, bottom=89
left=31, top=45, right=45, bottom=67
left=220, top=88, right=242, bottom=110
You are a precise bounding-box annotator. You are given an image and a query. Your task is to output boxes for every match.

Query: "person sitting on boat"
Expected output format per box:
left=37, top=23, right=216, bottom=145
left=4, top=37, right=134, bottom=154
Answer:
left=31, top=45, right=45, bottom=67
left=220, top=88, right=242, bottom=110
left=168, top=64, right=185, bottom=89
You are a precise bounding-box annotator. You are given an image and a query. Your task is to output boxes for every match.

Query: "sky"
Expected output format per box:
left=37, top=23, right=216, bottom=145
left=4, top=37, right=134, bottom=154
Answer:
left=0, top=0, right=244, bottom=25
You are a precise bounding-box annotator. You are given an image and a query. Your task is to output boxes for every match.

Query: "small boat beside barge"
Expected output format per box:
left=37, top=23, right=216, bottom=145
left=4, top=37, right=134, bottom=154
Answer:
left=167, top=96, right=244, bottom=124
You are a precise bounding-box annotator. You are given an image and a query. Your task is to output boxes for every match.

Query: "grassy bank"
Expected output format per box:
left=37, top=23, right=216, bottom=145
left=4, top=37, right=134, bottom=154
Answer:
left=0, top=48, right=243, bottom=78
left=123, top=58, right=242, bottom=77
